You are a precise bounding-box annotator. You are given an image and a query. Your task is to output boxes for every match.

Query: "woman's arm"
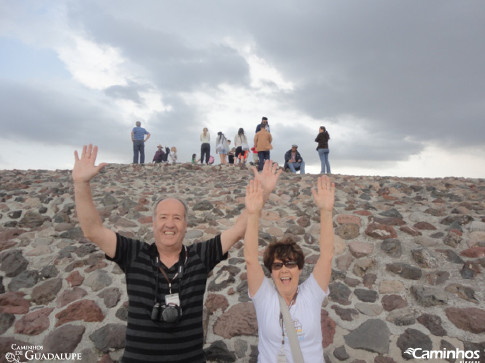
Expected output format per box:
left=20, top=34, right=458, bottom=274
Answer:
left=220, top=160, right=281, bottom=254
left=311, top=176, right=335, bottom=292
left=244, top=179, right=265, bottom=296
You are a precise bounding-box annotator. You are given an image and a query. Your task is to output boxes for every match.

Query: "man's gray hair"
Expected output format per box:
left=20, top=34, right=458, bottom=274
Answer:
left=136, top=121, right=141, bottom=127
left=153, top=197, right=189, bottom=220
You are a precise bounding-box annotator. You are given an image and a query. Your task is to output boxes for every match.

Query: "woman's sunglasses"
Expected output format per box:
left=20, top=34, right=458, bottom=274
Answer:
left=271, top=261, right=298, bottom=271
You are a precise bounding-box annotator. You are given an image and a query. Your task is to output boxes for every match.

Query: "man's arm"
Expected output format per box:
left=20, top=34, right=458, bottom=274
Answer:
left=73, top=145, right=117, bottom=258
left=131, top=130, right=135, bottom=142
left=311, top=175, right=335, bottom=292
left=145, top=132, right=151, bottom=142
left=220, top=159, right=282, bottom=253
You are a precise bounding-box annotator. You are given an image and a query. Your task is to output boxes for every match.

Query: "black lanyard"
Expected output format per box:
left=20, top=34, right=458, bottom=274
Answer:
left=158, top=265, right=180, bottom=294
left=153, top=246, right=188, bottom=301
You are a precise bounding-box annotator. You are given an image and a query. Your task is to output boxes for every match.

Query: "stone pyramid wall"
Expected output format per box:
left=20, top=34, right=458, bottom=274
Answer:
left=0, top=164, right=484, bottom=362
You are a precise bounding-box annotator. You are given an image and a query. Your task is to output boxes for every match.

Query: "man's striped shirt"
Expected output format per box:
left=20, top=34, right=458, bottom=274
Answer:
left=108, top=233, right=227, bottom=362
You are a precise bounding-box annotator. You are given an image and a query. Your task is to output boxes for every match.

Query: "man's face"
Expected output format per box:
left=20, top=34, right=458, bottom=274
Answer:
left=152, top=199, right=187, bottom=250
left=291, top=147, right=297, bottom=152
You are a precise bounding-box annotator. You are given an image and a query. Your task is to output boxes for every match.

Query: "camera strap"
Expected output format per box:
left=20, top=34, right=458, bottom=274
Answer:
left=154, top=246, right=188, bottom=296
left=158, top=266, right=178, bottom=294
left=278, top=290, right=303, bottom=363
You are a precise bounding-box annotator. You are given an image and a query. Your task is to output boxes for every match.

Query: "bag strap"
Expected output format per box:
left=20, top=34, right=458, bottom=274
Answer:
left=278, top=294, right=304, bottom=363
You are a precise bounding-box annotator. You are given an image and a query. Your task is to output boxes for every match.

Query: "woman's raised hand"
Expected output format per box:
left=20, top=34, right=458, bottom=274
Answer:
left=311, top=175, right=335, bottom=212
left=251, top=160, right=282, bottom=198
left=245, top=179, right=264, bottom=215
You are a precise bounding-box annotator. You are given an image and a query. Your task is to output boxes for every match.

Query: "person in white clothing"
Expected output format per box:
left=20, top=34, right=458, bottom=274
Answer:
left=168, top=146, right=177, bottom=164
left=244, top=175, right=335, bottom=363
left=200, top=127, right=211, bottom=164
left=216, top=131, right=229, bottom=165
left=234, top=128, right=249, bottom=165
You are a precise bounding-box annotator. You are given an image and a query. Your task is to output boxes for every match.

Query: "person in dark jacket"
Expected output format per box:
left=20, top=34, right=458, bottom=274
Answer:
left=315, top=126, right=330, bottom=174
left=163, top=146, right=170, bottom=162
left=255, top=117, right=270, bottom=133
left=153, top=145, right=165, bottom=163
left=284, top=144, right=305, bottom=174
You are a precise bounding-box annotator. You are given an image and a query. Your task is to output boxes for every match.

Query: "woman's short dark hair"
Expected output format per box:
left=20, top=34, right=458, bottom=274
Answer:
left=263, top=240, right=305, bottom=272
left=238, top=128, right=244, bottom=135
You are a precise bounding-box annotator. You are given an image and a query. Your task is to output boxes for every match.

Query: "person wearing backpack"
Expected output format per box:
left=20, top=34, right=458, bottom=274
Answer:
left=234, top=128, right=249, bottom=165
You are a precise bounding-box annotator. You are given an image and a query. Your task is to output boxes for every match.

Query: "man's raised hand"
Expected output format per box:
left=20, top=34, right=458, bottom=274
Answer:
left=72, top=144, right=107, bottom=183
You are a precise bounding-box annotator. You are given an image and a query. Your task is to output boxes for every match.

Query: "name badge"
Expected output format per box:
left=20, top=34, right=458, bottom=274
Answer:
left=165, top=293, right=180, bottom=306
left=277, top=345, right=286, bottom=362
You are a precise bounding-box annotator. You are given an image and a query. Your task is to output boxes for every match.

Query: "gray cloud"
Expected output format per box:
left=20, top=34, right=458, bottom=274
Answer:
left=105, top=82, right=147, bottom=103
left=0, top=80, right=125, bottom=148
left=247, top=1, right=485, bottom=146
left=67, top=2, right=250, bottom=92
left=1, top=0, right=484, bottom=174
left=73, top=0, right=485, bottom=149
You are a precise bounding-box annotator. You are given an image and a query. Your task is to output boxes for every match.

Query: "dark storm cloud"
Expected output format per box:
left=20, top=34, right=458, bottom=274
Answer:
left=0, top=80, right=126, bottom=148
left=238, top=1, right=485, bottom=147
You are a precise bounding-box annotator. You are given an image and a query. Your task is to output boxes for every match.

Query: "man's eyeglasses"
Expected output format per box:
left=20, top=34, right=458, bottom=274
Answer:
left=271, top=261, right=298, bottom=270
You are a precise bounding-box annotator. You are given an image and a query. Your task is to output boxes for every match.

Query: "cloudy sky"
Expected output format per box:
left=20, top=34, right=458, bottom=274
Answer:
left=1, top=0, right=484, bottom=178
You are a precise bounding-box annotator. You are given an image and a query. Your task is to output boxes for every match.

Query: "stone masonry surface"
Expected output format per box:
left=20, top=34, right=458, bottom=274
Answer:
left=0, top=163, right=484, bottom=362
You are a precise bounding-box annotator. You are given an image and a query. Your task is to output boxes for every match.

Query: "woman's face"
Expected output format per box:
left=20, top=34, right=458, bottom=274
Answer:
left=319, top=127, right=324, bottom=133
left=271, top=257, right=301, bottom=298
left=203, top=128, right=208, bottom=133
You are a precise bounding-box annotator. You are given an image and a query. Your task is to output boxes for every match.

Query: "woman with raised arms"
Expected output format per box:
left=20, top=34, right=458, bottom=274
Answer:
left=244, top=175, right=335, bottom=362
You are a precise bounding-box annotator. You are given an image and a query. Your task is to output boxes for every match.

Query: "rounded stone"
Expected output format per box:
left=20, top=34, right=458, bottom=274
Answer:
left=335, top=224, right=360, bottom=240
